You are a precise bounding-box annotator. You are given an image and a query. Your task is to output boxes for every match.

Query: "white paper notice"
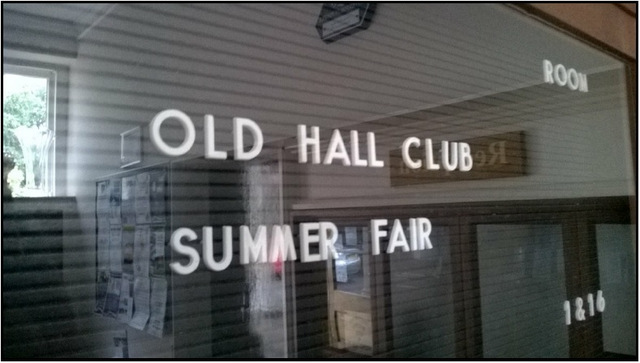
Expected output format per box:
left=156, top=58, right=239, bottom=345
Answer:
left=112, top=330, right=129, bottom=358
left=104, top=276, right=121, bottom=318
left=121, top=176, right=136, bottom=226
left=151, top=229, right=165, bottom=260
left=109, top=225, right=123, bottom=274
left=97, top=180, right=112, bottom=218
left=129, top=277, right=150, bottom=330
left=133, top=225, right=150, bottom=277
left=146, top=277, right=168, bottom=338
left=95, top=270, right=109, bottom=313
left=122, top=228, right=135, bottom=275
left=98, top=217, right=110, bottom=235
left=109, top=179, right=122, bottom=225
left=117, top=274, right=134, bottom=323
left=135, top=172, right=151, bottom=224
left=149, top=171, right=166, bottom=223
left=97, top=229, right=110, bottom=272
left=150, top=228, right=166, bottom=276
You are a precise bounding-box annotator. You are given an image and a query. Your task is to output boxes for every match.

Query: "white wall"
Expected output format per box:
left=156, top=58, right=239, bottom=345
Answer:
left=2, top=9, right=78, bottom=57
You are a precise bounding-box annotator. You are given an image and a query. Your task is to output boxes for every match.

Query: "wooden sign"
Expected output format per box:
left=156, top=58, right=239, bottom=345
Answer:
left=390, top=131, right=526, bottom=186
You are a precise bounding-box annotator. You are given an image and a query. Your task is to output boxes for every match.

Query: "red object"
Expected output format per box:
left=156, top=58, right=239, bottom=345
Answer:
left=273, top=255, right=282, bottom=275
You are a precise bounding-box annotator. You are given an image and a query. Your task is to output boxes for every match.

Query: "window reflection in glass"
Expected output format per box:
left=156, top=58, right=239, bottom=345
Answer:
left=333, top=226, right=369, bottom=296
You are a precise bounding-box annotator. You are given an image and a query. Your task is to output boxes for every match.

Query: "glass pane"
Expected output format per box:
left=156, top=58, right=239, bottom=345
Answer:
left=333, top=226, right=369, bottom=296
left=596, top=224, right=637, bottom=356
left=390, top=226, right=456, bottom=357
left=2, top=73, right=53, bottom=197
left=477, top=224, right=569, bottom=358
left=2, top=3, right=634, bottom=359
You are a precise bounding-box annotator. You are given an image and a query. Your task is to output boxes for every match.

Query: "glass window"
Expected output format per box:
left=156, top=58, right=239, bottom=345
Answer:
left=477, top=224, right=569, bottom=358
left=1, top=3, right=635, bottom=360
left=596, top=224, right=637, bottom=357
left=3, top=65, right=56, bottom=197
left=389, top=225, right=456, bottom=358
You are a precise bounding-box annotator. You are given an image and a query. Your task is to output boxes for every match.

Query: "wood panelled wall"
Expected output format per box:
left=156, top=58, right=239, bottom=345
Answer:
left=518, top=3, right=636, bottom=60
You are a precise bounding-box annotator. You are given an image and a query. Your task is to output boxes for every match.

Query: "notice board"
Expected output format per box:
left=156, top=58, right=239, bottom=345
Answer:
left=95, top=166, right=170, bottom=338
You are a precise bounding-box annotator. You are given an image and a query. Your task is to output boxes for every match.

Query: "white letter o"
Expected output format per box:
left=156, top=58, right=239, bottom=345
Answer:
left=150, top=109, right=196, bottom=156
left=567, top=68, right=579, bottom=90
left=554, top=64, right=568, bottom=86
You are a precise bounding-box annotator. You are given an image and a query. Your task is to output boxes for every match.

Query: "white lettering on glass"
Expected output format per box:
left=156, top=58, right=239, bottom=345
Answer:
left=370, top=219, right=388, bottom=256
left=297, top=125, right=321, bottom=164
left=425, top=138, right=440, bottom=170
left=149, top=110, right=475, bottom=172
left=543, top=60, right=588, bottom=92
left=596, top=290, right=605, bottom=312
left=150, top=109, right=196, bottom=157
left=324, top=129, right=351, bottom=166
left=150, top=109, right=263, bottom=160
left=300, top=222, right=321, bottom=262
left=367, top=132, right=384, bottom=167
left=169, top=227, right=200, bottom=275
left=401, top=138, right=472, bottom=172
left=441, top=141, right=458, bottom=171
left=297, top=127, right=384, bottom=168
left=564, top=290, right=605, bottom=325
left=416, top=217, right=433, bottom=250
left=402, top=137, right=422, bottom=169
left=204, top=115, right=228, bottom=159
left=318, top=222, right=339, bottom=260
left=371, top=218, right=432, bottom=256
left=240, top=225, right=268, bottom=264
left=170, top=218, right=435, bottom=275
left=203, top=226, right=232, bottom=271
left=563, top=301, right=572, bottom=325
left=233, top=117, right=263, bottom=160
left=299, top=222, right=339, bottom=262
left=350, top=130, right=368, bottom=167
left=458, top=142, right=473, bottom=171
left=387, top=219, right=410, bottom=254
left=409, top=218, right=418, bottom=250
left=268, top=225, right=298, bottom=263
left=574, top=297, right=586, bottom=321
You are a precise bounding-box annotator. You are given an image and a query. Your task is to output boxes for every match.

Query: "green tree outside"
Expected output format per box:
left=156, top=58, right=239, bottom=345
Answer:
left=3, top=87, right=48, bottom=192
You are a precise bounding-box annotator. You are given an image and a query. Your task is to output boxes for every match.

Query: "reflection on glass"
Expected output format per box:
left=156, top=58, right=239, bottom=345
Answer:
left=477, top=224, right=569, bottom=358
left=390, top=226, right=456, bottom=357
left=596, top=224, right=637, bottom=356
left=333, top=227, right=369, bottom=296
left=3, top=74, right=52, bottom=197
left=328, top=225, right=374, bottom=355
